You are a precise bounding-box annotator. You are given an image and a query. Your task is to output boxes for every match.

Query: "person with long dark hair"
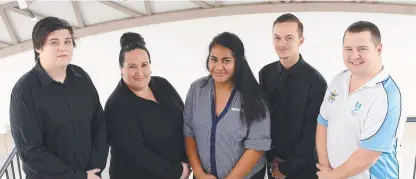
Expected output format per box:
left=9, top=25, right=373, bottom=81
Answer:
left=105, top=32, right=191, bottom=179
left=184, top=32, right=271, bottom=179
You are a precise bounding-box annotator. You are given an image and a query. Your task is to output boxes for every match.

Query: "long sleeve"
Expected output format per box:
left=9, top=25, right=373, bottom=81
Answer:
left=183, top=83, right=195, bottom=137
left=258, top=68, right=268, bottom=95
left=163, top=78, right=184, bottom=108
left=106, top=105, right=183, bottom=178
left=87, top=79, right=109, bottom=172
left=279, top=79, right=328, bottom=175
left=259, top=67, right=279, bottom=162
left=9, top=88, right=87, bottom=179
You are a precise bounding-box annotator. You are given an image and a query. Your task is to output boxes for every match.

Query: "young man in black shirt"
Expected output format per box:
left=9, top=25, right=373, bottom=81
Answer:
left=9, top=17, right=108, bottom=179
left=259, top=13, right=327, bottom=179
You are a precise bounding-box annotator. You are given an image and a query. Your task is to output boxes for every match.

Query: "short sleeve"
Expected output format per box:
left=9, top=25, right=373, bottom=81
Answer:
left=359, top=87, right=402, bottom=153
left=244, top=103, right=271, bottom=151
left=183, top=83, right=195, bottom=137
left=317, top=88, right=330, bottom=127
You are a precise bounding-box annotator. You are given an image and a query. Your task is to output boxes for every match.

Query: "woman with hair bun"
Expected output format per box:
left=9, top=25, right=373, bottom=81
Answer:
left=105, top=32, right=190, bottom=179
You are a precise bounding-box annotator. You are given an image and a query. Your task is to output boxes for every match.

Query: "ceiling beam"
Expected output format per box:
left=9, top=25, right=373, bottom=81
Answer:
left=191, top=1, right=213, bottom=9
left=99, top=1, right=143, bottom=17
left=144, top=1, right=152, bottom=15
left=214, top=1, right=221, bottom=7
left=71, top=1, right=85, bottom=28
left=0, top=41, right=11, bottom=46
left=2, top=1, right=416, bottom=58
left=0, top=10, right=18, bottom=44
left=5, top=7, right=45, bottom=20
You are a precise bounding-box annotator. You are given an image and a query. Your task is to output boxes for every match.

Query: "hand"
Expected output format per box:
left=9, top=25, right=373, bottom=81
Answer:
left=224, top=175, right=240, bottom=179
left=196, top=173, right=217, bottom=179
left=180, top=163, right=191, bottom=179
left=271, top=164, right=286, bottom=179
left=316, top=163, right=335, bottom=179
left=86, top=168, right=101, bottom=179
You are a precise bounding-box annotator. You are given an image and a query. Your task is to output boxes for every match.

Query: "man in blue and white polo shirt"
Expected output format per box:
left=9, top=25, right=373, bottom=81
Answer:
left=315, top=21, right=405, bottom=179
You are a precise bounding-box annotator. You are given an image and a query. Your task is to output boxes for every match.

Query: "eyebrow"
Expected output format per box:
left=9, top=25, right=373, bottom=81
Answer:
left=48, top=38, right=72, bottom=41
left=210, top=56, right=232, bottom=60
left=273, top=34, right=295, bottom=37
left=344, top=46, right=369, bottom=48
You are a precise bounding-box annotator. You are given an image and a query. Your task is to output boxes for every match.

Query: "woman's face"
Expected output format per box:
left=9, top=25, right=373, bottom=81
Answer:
left=121, top=49, right=151, bottom=91
left=208, top=44, right=235, bottom=84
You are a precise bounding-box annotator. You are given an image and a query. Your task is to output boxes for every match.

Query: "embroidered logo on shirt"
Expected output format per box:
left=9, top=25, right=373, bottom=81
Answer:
left=350, top=102, right=362, bottom=117
left=231, top=108, right=242, bottom=112
left=328, top=90, right=338, bottom=103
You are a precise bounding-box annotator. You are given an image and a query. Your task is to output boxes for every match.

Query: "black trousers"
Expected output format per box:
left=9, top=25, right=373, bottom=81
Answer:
left=192, top=166, right=266, bottom=179
left=265, top=162, right=317, bottom=179
left=251, top=166, right=267, bottom=179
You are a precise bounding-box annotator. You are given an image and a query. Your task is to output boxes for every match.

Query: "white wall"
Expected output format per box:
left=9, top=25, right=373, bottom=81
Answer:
left=0, top=12, right=415, bottom=177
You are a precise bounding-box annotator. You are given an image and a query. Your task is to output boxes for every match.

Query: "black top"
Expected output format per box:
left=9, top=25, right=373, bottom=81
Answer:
left=9, top=63, right=108, bottom=179
left=259, top=54, right=327, bottom=175
left=105, top=76, right=187, bottom=179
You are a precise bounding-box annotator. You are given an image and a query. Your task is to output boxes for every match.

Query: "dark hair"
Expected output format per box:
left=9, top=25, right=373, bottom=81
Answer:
left=343, top=21, right=381, bottom=47
left=205, top=32, right=267, bottom=125
left=32, top=16, right=76, bottom=63
left=119, top=32, right=151, bottom=67
left=273, top=13, right=304, bottom=37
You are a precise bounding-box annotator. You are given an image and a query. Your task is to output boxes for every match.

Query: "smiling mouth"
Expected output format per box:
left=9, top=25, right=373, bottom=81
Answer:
left=350, top=61, right=363, bottom=65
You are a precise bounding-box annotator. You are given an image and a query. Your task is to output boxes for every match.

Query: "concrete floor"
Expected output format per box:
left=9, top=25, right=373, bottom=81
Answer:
left=2, top=123, right=416, bottom=179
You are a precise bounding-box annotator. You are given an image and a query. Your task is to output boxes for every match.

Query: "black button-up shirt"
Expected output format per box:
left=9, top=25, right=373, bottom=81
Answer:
left=259, top=54, right=327, bottom=176
left=9, top=63, right=108, bottom=179
left=105, top=77, right=187, bottom=179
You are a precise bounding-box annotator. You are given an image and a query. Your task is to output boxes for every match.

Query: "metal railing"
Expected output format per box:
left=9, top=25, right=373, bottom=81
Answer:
left=414, top=153, right=416, bottom=179
left=0, top=147, right=23, bottom=179
left=1, top=117, right=416, bottom=179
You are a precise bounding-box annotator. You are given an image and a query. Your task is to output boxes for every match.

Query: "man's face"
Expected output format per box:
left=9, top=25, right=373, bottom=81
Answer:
left=36, top=29, right=74, bottom=68
left=272, top=22, right=304, bottom=60
left=343, top=31, right=382, bottom=77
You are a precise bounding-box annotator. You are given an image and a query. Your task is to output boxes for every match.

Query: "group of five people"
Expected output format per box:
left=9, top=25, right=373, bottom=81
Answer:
left=9, top=13, right=404, bottom=179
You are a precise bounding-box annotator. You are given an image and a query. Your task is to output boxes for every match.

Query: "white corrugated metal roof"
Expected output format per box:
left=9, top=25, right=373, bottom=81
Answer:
left=1, top=0, right=415, bottom=58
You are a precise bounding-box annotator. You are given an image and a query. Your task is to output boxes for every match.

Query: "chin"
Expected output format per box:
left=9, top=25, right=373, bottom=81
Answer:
left=56, top=59, right=71, bottom=67
left=213, top=77, right=231, bottom=84
left=277, top=52, right=291, bottom=59
left=130, top=84, right=147, bottom=91
left=278, top=56, right=290, bottom=60
left=348, top=67, right=365, bottom=76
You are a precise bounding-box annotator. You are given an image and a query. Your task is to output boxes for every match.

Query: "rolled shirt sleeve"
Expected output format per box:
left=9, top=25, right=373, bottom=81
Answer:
left=183, top=83, right=195, bottom=137
left=244, top=102, right=271, bottom=151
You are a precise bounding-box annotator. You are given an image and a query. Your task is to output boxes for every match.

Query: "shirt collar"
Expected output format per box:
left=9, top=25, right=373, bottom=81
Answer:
left=345, top=66, right=389, bottom=87
left=365, top=66, right=389, bottom=87
left=34, top=63, right=83, bottom=87
left=277, top=53, right=305, bottom=74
